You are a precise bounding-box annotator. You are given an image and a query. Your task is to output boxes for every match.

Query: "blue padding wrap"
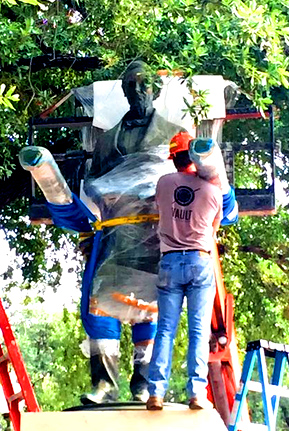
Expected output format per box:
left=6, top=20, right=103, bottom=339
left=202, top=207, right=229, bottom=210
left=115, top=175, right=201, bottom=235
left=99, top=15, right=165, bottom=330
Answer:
left=132, top=322, right=157, bottom=344
left=221, top=186, right=239, bottom=226
left=81, top=230, right=104, bottom=337
left=46, top=194, right=120, bottom=338
left=88, top=316, right=122, bottom=340
left=80, top=229, right=114, bottom=337
left=46, top=193, right=96, bottom=232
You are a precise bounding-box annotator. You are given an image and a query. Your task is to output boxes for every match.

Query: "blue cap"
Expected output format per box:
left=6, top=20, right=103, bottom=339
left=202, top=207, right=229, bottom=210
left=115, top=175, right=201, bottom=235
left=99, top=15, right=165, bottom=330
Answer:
left=192, top=138, right=214, bottom=154
left=189, top=138, right=215, bottom=163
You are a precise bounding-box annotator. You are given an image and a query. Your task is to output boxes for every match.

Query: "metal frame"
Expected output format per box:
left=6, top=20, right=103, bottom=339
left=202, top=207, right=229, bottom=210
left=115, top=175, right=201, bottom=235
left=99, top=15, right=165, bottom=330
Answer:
left=223, top=106, right=276, bottom=216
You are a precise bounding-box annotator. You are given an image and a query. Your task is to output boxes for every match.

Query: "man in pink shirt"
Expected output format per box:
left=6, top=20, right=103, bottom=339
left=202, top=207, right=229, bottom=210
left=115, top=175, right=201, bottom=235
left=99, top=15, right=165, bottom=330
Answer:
left=147, top=131, right=222, bottom=411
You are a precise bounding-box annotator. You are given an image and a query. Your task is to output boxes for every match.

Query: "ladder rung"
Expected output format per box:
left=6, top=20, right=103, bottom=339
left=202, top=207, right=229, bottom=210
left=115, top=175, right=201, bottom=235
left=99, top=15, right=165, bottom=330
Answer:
left=0, top=352, right=10, bottom=363
left=247, top=381, right=289, bottom=398
left=246, top=339, right=289, bottom=354
left=7, top=391, right=23, bottom=404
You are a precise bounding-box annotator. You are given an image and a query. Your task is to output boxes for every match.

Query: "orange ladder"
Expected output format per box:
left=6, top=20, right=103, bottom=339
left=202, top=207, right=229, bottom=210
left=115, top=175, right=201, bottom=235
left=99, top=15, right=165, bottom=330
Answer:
left=0, top=298, right=40, bottom=430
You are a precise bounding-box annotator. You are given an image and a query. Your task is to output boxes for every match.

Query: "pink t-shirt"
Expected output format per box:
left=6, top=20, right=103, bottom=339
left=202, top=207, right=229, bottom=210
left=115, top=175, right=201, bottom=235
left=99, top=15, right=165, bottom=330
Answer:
left=155, top=172, right=222, bottom=253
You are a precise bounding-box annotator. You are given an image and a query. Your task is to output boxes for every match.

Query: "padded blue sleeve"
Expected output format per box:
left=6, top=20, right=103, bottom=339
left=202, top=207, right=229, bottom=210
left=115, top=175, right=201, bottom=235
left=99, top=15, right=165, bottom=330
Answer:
left=87, top=316, right=122, bottom=340
left=46, top=193, right=96, bottom=232
left=132, top=322, right=157, bottom=344
left=221, top=186, right=239, bottom=226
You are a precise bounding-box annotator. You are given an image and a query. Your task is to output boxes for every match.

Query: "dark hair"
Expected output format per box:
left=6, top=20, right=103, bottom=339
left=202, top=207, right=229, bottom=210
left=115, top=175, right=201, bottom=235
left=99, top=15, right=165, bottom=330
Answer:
left=173, top=150, right=193, bottom=170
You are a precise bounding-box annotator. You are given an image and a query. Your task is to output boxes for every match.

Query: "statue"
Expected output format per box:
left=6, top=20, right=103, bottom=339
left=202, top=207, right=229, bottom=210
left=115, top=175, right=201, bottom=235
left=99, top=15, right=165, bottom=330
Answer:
left=81, top=60, right=185, bottom=404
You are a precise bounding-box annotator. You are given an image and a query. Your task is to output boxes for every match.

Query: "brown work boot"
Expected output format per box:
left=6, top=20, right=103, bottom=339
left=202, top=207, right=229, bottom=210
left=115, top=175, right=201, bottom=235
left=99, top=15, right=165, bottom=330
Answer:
left=189, top=396, right=213, bottom=410
left=146, top=396, right=163, bottom=410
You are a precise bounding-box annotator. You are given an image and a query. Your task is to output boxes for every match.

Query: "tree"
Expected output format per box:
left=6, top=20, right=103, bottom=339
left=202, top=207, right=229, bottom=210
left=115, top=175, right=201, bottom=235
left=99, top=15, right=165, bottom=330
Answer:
left=13, top=305, right=90, bottom=410
left=1, top=2, right=289, bottom=427
left=0, top=0, right=289, bottom=287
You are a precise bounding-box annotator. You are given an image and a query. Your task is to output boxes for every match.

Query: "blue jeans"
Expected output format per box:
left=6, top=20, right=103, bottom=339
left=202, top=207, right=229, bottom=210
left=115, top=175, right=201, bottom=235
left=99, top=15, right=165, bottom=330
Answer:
left=148, top=250, right=216, bottom=399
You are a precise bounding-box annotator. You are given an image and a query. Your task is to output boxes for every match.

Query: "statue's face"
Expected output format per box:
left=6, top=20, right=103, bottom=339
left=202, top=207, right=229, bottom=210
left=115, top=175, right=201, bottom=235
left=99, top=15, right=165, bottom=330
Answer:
left=122, top=70, right=153, bottom=117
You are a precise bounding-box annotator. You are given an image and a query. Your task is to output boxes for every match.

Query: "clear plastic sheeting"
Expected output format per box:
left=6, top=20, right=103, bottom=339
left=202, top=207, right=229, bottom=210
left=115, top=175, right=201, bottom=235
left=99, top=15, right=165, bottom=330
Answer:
left=72, top=84, right=94, bottom=117
left=83, top=145, right=176, bottom=323
left=19, top=146, right=73, bottom=205
left=86, top=195, right=160, bottom=323
left=90, top=250, right=159, bottom=323
left=84, top=144, right=174, bottom=220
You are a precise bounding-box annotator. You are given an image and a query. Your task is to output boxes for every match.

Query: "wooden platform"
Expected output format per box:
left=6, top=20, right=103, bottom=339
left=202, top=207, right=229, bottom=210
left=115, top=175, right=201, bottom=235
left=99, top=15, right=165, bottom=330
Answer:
left=21, top=403, right=227, bottom=431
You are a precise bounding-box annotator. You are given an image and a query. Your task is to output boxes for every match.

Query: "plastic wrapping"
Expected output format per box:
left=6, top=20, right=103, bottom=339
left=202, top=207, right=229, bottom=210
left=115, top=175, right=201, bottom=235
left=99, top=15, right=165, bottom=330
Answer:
left=72, top=84, right=94, bottom=117
left=19, top=146, right=73, bottom=205
left=86, top=192, right=161, bottom=323
left=84, top=144, right=173, bottom=220
left=84, top=143, right=179, bottom=323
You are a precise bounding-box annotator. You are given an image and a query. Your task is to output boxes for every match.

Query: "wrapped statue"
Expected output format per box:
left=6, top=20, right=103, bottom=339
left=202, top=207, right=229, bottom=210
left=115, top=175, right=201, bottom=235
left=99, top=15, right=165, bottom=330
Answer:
left=20, top=61, right=185, bottom=405
left=19, top=61, right=238, bottom=406
left=81, top=61, right=185, bottom=404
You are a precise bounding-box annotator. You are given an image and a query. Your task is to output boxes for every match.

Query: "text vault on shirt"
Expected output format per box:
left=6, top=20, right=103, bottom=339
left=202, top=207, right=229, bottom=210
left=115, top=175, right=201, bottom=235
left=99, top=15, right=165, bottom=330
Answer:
left=172, top=208, right=193, bottom=220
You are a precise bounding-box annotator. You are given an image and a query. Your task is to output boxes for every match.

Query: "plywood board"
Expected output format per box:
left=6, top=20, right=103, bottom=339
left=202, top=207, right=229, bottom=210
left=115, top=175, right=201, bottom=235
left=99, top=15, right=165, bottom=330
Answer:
left=21, top=407, right=227, bottom=431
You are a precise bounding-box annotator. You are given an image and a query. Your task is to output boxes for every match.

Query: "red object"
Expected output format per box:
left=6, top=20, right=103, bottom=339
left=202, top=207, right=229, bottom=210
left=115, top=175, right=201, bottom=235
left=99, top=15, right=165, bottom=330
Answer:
left=225, top=111, right=270, bottom=121
left=168, top=131, right=194, bottom=159
left=207, top=241, right=243, bottom=426
left=0, top=299, right=40, bottom=431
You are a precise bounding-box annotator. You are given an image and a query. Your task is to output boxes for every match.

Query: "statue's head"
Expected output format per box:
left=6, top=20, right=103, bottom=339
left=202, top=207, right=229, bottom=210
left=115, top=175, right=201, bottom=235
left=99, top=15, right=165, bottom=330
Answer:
left=122, top=60, right=162, bottom=117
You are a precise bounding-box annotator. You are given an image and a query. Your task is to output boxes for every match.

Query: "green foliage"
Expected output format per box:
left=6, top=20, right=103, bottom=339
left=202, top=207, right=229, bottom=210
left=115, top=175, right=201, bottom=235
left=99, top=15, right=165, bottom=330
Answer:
left=0, top=84, right=19, bottom=109
left=15, top=306, right=90, bottom=410
left=0, top=197, right=81, bottom=288
left=182, top=85, right=212, bottom=126
left=2, top=1, right=289, bottom=424
left=219, top=211, right=289, bottom=352
left=1, top=0, right=38, bottom=5
left=119, top=324, right=133, bottom=401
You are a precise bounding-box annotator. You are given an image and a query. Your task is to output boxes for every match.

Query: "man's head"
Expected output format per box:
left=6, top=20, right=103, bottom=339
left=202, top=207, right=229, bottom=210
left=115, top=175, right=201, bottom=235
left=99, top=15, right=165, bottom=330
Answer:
left=169, top=131, right=196, bottom=172
left=122, top=61, right=161, bottom=118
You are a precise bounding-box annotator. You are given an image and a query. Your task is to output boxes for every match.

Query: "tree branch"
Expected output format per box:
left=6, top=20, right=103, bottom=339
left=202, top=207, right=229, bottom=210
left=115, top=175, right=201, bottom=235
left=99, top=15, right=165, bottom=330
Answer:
left=2, top=55, right=103, bottom=73
left=239, top=245, right=289, bottom=274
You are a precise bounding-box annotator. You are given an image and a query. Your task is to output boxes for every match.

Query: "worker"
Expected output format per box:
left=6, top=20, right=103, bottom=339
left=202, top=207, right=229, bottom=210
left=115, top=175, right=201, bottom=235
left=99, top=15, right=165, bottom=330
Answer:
left=188, top=137, right=239, bottom=227
left=81, top=60, right=185, bottom=404
left=146, top=131, right=223, bottom=410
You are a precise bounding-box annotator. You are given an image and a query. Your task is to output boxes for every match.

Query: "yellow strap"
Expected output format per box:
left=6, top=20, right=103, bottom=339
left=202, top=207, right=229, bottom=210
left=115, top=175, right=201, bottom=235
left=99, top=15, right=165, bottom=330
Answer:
left=79, top=213, right=159, bottom=243
left=92, top=214, right=159, bottom=231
